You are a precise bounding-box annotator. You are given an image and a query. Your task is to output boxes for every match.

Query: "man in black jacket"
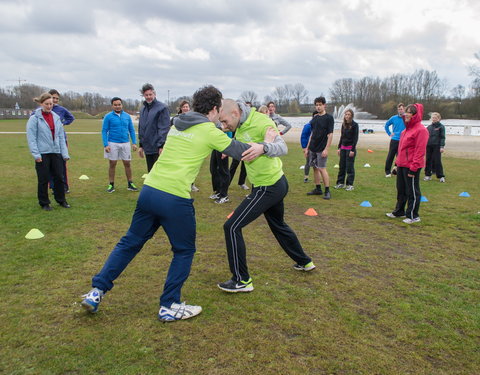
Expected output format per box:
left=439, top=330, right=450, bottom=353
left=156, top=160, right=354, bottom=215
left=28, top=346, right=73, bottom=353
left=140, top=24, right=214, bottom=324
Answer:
left=138, top=83, right=171, bottom=171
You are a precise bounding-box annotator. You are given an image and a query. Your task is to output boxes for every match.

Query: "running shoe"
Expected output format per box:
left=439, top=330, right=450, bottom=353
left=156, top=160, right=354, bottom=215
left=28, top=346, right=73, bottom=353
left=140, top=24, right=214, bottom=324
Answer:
left=403, top=217, right=421, bottom=224
left=218, top=278, right=253, bottom=293
left=334, top=184, right=345, bottom=189
left=81, top=288, right=104, bottom=313
left=214, top=196, right=230, bottom=204
left=158, top=302, right=202, bottom=322
left=307, top=188, right=323, bottom=195
left=239, top=184, right=250, bottom=190
left=106, top=184, right=115, bottom=193
left=127, top=182, right=139, bottom=191
left=191, top=184, right=200, bottom=192
left=423, top=176, right=432, bottom=181
left=209, top=193, right=220, bottom=200
left=385, top=212, right=405, bottom=218
left=439, top=177, right=445, bottom=183
left=293, top=261, right=316, bottom=271
left=345, top=185, right=354, bottom=191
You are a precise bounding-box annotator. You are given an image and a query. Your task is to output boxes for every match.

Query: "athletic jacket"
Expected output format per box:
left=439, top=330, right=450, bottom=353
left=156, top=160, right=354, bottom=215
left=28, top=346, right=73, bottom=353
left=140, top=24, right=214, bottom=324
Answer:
left=427, top=122, right=446, bottom=147
left=384, top=114, right=405, bottom=141
left=102, top=110, right=136, bottom=147
left=337, top=121, right=359, bottom=152
left=26, top=108, right=69, bottom=160
left=300, top=122, right=311, bottom=148
left=269, top=113, right=292, bottom=135
left=395, top=104, right=428, bottom=174
left=138, top=99, right=170, bottom=154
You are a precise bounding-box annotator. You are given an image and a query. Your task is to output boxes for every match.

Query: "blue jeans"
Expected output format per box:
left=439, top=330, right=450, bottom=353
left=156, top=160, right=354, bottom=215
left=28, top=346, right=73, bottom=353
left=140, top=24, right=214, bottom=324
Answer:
left=92, top=185, right=196, bottom=307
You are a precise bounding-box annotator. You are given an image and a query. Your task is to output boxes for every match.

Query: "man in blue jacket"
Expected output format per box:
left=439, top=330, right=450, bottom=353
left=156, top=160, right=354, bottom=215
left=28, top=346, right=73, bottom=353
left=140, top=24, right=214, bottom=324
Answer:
left=102, top=97, right=138, bottom=193
left=138, top=83, right=171, bottom=172
left=49, top=89, right=75, bottom=193
left=384, top=103, right=405, bottom=177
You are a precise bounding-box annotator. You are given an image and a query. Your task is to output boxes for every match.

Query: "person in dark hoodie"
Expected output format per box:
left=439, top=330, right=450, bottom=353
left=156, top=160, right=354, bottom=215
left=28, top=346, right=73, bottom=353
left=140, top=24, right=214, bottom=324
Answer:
left=81, top=85, right=279, bottom=322
left=424, top=112, right=446, bottom=183
left=334, top=109, right=359, bottom=191
left=138, top=83, right=171, bottom=172
left=386, top=103, right=428, bottom=224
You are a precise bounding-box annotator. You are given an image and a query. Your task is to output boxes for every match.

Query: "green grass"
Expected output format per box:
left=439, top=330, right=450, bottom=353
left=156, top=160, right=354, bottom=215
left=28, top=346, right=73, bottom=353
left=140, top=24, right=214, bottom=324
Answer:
left=0, top=119, right=479, bottom=374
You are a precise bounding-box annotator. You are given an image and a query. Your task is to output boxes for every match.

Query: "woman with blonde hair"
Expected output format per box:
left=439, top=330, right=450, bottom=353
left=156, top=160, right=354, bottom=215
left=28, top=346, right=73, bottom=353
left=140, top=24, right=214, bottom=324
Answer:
left=26, top=93, right=70, bottom=210
left=424, top=112, right=446, bottom=182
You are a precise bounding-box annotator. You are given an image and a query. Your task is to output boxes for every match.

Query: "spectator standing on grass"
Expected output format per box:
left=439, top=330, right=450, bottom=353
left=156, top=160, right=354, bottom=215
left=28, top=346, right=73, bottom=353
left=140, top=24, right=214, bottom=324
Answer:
left=424, top=112, right=446, bottom=183
left=81, top=85, right=271, bottom=321
left=384, top=103, right=406, bottom=177
left=138, top=83, right=170, bottom=172
left=102, top=97, right=138, bottom=193
left=217, top=99, right=315, bottom=294
left=334, top=109, right=359, bottom=191
left=48, top=89, right=74, bottom=193
left=386, top=103, right=428, bottom=224
left=267, top=101, right=292, bottom=135
left=305, top=96, right=334, bottom=199
left=26, top=93, right=70, bottom=211
left=300, top=111, right=318, bottom=183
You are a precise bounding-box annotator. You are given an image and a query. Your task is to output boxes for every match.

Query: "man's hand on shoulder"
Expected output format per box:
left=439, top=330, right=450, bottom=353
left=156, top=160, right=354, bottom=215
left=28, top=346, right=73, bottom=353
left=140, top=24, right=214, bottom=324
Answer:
left=241, top=143, right=264, bottom=161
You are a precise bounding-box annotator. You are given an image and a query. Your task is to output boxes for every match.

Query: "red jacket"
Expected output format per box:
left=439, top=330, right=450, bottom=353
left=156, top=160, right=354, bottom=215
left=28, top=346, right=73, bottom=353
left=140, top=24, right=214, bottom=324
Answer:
left=395, top=103, right=428, bottom=173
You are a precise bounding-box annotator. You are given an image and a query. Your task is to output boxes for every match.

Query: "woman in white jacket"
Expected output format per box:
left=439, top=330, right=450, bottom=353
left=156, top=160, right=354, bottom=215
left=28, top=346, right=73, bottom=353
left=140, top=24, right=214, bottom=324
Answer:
left=26, top=93, right=70, bottom=210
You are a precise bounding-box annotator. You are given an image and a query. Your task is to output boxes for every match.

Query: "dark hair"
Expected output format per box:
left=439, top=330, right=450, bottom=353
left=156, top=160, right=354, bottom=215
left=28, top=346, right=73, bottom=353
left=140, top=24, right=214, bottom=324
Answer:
left=111, top=97, right=122, bottom=104
left=49, top=89, right=60, bottom=96
left=405, top=104, right=417, bottom=115
left=267, top=101, right=275, bottom=107
left=140, top=83, right=155, bottom=94
left=311, top=110, right=319, bottom=118
left=342, top=109, right=354, bottom=129
left=177, top=100, right=190, bottom=114
left=192, top=85, right=222, bottom=115
left=397, top=103, right=405, bottom=108
left=314, top=96, right=326, bottom=105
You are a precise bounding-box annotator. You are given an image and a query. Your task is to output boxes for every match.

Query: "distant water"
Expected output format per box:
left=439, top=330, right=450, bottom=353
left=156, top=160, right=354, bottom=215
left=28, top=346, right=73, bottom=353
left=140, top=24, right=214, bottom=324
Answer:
left=284, top=117, right=480, bottom=136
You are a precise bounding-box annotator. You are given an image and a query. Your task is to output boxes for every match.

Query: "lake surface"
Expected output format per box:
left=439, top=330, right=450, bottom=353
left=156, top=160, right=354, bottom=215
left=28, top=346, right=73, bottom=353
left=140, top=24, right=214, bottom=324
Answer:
left=284, top=117, right=480, bottom=136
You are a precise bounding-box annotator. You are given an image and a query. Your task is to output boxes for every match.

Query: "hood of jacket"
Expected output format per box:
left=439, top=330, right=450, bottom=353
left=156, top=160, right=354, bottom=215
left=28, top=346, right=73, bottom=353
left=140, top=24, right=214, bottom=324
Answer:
left=404, top=103, right=424, bottom=129
left=173, top=111, right=211, bottom=131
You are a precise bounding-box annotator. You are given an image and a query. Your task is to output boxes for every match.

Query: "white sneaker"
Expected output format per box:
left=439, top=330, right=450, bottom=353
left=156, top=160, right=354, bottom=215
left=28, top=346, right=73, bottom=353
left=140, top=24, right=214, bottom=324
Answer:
left=423, top=176, right=432, bottom=181
left=439, top=177, right=445, bottom=183
left=345, top=185, right=354, bottom=191
left=385, top=174, right=392, bottom=178
left=403, top=217, right=421, bottom=224
left=209, top=193, right=220, bottom=200
left=215, top=196, right=230, bottom=204
left=191, top=184, right=200, bottom=192
left=386, top=212, right=404, bottom=218
left=334, top=184, right=345, bottom=189
left=158, top=302, right=202, bottom=322
left=239, top=184, right=249, bottom=190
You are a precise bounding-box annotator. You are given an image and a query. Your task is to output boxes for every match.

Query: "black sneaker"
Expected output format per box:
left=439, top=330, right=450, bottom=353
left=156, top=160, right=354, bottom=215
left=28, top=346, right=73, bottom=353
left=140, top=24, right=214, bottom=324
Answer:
left=42, top=205, right=52, bottom=211
left=59, top=201, right=71, bottom=208
left=323, top=191, right=331, bottom=200
left=218, top=278, right=254, bottom=293
left=307, top=188, right=323, bottom=196
left=127, top=182, right=139, bottom=192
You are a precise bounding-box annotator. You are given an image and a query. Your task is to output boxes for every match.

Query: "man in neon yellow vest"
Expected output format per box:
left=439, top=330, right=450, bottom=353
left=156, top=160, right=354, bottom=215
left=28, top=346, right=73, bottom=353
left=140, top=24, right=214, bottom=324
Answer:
left=217, top=99, right=316, bottom=293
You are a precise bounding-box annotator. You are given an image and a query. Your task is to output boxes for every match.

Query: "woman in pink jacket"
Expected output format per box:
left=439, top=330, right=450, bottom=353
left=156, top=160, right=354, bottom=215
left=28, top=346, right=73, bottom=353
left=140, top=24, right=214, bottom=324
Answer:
left=386, top=103, right=428, bottom=224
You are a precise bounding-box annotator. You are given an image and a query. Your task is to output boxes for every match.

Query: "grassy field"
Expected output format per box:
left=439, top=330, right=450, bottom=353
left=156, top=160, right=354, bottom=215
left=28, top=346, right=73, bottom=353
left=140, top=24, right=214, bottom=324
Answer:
left=0, top=119, right=479, bottom=375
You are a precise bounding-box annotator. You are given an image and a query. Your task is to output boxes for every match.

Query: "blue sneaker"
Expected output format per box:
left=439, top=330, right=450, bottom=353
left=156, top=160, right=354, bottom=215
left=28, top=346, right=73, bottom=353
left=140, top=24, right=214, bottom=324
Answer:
left=81, top=288, right=104, bottom=313
left=158, top=302, right=202, bottom=322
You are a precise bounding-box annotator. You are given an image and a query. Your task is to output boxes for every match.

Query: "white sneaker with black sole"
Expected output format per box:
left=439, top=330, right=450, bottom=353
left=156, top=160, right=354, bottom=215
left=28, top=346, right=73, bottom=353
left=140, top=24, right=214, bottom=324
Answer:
left=218, top=278, right=253, bottom=293
left=403, top=217, right=421, bottom=224
left=158, top=302, right=202, bottom=322
left=215, top=196, right=229, bottom=204
left=386, top=212, right=405, bottom=218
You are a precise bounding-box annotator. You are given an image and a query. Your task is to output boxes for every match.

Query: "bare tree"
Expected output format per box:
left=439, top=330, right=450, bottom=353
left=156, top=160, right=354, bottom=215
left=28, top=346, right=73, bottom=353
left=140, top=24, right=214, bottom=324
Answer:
left=291, top=83, right=309, bottom=105
left=239, top=90, right=258, bottom=105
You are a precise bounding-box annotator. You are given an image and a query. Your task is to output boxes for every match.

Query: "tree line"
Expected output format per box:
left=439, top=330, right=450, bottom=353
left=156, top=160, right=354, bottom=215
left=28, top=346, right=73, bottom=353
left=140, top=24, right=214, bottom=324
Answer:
left=2, top=59, right=480, bottom=119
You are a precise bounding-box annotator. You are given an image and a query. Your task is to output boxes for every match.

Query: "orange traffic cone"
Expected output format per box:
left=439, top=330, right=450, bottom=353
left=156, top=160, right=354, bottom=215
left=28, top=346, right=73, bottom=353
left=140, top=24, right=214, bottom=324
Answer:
left=304, top=208, right=318, bottom=216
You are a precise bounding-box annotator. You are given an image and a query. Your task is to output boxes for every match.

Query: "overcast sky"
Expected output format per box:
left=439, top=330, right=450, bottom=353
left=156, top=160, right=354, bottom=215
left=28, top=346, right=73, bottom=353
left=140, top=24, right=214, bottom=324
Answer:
left=1, top=0, right=479, bottom=104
